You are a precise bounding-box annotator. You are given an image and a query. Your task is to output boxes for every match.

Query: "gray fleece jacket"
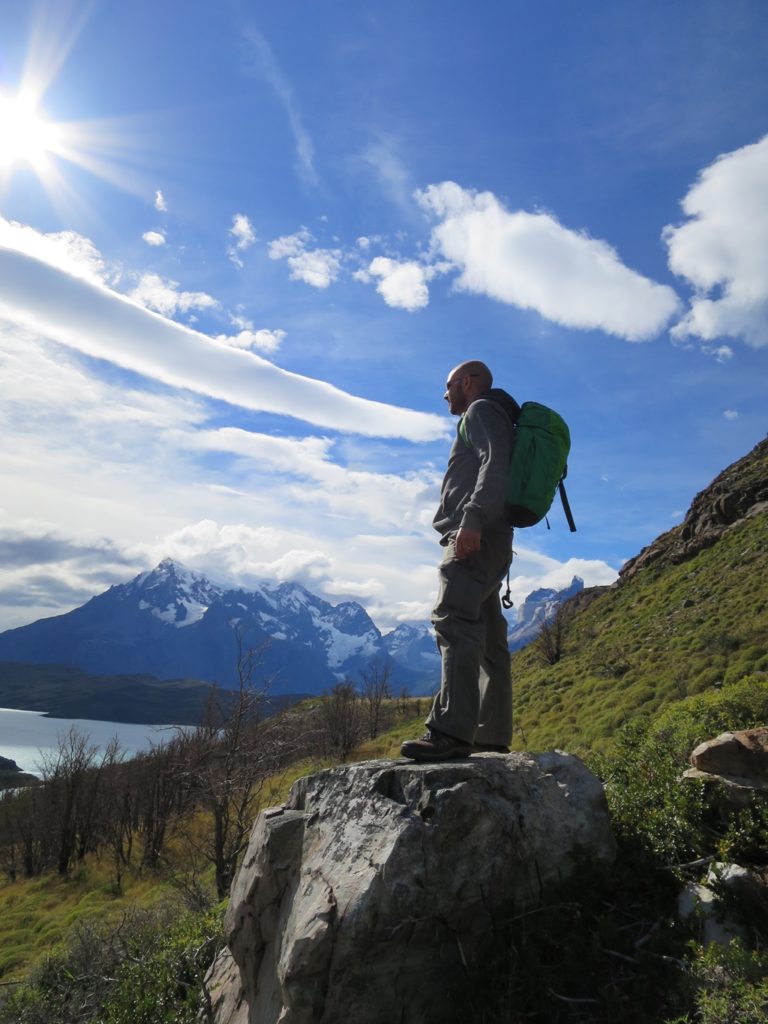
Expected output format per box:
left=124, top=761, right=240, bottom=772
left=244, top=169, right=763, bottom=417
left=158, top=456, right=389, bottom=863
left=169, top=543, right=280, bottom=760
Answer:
left=432, top=389, right=517, bottom=539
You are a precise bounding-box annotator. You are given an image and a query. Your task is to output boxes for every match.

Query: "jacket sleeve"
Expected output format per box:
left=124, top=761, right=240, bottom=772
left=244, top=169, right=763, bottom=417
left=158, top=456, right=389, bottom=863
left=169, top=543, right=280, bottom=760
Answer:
left=459, top=399, right=512, bottom=531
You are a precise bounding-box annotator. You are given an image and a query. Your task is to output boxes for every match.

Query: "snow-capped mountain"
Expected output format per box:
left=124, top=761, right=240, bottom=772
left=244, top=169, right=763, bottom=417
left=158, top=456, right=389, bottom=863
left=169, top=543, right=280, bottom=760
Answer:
left=0, top=559, right=430, bottom=696
left=382, top=623, right=440, bottom=677
left=506, top=576, right=584, bottom=651
left=0, top=560, right=584, bottom=700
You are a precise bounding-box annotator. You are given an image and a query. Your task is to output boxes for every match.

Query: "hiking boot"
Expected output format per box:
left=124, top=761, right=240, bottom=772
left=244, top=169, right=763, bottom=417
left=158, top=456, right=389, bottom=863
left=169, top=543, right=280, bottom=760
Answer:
left=400, top=728, right=473, bottom=762
left=473, top=743, right=511, bottom=754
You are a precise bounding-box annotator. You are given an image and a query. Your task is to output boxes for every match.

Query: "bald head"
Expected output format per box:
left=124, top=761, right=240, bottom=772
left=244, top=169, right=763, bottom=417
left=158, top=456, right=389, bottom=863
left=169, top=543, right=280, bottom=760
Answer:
left=444, top=360, right=493, bottom=415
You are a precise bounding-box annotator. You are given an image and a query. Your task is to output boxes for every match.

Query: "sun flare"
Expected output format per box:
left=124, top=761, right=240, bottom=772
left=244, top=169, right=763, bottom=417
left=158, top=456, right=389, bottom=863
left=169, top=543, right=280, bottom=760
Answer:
left=0, top=91, right=63, bottom=171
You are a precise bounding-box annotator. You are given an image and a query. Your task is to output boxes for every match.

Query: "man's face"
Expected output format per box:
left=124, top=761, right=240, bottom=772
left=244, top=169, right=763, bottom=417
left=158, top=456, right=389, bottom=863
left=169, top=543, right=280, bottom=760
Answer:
left=444, top=370, right=468, bottom=416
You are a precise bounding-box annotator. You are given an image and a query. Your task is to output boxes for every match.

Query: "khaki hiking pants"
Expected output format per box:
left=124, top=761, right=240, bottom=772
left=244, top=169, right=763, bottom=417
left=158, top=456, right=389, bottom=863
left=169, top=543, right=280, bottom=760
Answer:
left=427, top=527, right=513, bottom=747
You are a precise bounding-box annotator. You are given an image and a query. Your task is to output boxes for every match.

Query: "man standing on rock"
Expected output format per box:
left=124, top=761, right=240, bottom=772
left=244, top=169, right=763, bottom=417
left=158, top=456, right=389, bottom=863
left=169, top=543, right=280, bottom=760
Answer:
left=401, top=360, right=516, bottom=762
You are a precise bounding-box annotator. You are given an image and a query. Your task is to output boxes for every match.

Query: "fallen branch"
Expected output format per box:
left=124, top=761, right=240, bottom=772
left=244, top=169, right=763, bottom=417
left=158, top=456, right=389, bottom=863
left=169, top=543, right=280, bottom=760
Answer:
left=548, top=989, right=600, bottom=1005
left=658, top=855, right=714, bottom=872
left=603, top=948, right=640, bottom=965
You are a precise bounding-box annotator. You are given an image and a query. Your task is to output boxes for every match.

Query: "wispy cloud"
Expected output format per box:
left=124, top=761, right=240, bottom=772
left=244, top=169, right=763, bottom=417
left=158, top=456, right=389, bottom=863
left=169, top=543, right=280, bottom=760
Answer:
left=665, top=134, right=768, bottom=349
left=417, top=182, right=681, bottom=340
left=227, top=213, right=256, bottom=267
left=154, top=189, right=167, bottom=212
left=243, top=27, right=318, bottom=188
left=142, top=230, right=166, bottom=247
left=359, top=137, right=415, bottom=214
left=0, top=220, right=445, bottom=440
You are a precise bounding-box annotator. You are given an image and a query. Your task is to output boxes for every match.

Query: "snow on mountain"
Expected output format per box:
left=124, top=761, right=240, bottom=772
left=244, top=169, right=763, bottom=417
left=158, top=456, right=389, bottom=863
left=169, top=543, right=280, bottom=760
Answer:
left=132, top=558, right=223, bottom=628
left=383, top=623, right=440, bottom=672
left=0, top=560, right=411, bottom=696
left=507, top=576, right=584, bottom=651
left=0, top=560, right=583, bottom=700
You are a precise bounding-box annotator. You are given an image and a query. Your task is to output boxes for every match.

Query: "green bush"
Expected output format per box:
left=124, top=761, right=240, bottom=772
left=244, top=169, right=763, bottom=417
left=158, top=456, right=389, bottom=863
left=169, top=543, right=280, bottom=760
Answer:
left=591, top=717, right=709, bottom=864
left=649, top=676, right=768, bottom=760
left=0, top=901, right=224, bottom=1024
left=672, top=942, right=768, bottom=1024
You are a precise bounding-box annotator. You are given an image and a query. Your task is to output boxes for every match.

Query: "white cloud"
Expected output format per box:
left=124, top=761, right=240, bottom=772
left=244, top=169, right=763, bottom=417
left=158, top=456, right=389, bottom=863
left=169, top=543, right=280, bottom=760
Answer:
left=723, top=409, right=739, bottom=420
left=417, top=181, right=681, bottom=340
left=227, top=213, right=256, bottom=267
left=142, top=230, right=166, bottom=247
left=368, top=256, right=430, bottom=311
left=0, top=218, right=108, bottom=285
left=268, top=228, right=341, bottom=289
left=268, top=227, right=311, bottom=259
left=154, top=190, right=167, bottom=212
left=0, top=227, right=446, bottom=440
left=504, top=557, right=618, bottom=614
left=216, top=328, right=286, bottom=353
left=129, top=272, right=219, bottom=316
left=665, top=135, right=768, bottom=348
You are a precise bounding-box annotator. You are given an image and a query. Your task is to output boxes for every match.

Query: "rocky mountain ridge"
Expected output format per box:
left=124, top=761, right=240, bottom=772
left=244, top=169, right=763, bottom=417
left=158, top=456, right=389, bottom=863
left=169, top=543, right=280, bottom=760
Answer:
left=620, top=436, right=768, bottom=582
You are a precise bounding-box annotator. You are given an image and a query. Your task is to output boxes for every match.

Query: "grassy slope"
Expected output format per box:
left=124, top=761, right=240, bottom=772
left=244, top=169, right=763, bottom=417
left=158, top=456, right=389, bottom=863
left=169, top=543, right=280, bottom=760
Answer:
left=511, top=509, right=768, bottom=754
left=0, top=865, right=172, bottom=979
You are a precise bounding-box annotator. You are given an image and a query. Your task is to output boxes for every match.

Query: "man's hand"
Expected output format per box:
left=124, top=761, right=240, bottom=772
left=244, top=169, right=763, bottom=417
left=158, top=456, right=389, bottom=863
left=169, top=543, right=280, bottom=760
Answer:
left=455, top=526, right=482, bottom=560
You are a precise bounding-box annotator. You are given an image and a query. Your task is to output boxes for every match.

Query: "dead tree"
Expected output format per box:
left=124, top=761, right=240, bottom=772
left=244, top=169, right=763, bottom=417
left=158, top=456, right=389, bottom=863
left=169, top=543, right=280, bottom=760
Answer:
left=319, top=682, right=364, bottom=760
left=533, top=602, right=574, bottom=666
left=179, top=630, right=273, bottom=900
left=360, top=658, right=393, bottom=740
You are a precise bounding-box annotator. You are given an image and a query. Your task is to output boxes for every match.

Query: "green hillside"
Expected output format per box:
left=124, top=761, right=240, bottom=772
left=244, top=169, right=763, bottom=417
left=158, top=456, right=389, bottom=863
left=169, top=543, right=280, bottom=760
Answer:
left=512, top=438, right=768, bottom=753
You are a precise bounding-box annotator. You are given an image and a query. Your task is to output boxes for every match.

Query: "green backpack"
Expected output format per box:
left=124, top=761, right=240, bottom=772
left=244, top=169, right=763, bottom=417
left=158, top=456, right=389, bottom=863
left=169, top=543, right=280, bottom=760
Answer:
left=460, top=397, right=576, bottom=532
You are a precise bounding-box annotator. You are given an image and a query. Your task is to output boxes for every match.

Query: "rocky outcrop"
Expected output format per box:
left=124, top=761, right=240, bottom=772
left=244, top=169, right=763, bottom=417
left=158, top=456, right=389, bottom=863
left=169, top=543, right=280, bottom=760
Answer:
left=683, top=727, right=768, bottom=808
left=620, top=437, right=768, bottom=582
left=206, top=753, right=616, bottom=1024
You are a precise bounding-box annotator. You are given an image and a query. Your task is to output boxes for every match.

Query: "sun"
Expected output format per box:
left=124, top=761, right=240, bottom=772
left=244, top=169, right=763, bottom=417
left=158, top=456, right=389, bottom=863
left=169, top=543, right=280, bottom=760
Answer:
left=0, top=91, right=63, bottom=171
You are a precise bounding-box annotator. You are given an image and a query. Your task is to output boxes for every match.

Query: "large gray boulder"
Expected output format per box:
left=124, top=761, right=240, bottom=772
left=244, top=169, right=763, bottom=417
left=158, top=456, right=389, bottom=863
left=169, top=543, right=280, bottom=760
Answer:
left=206, top=752, right=616, bottom=1024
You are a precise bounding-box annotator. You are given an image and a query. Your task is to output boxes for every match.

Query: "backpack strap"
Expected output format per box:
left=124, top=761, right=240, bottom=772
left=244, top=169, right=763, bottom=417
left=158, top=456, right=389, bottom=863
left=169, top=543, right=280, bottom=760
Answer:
left=559, top=479, right=577, bottom=533
left=458, top=415, right=468, bottom=447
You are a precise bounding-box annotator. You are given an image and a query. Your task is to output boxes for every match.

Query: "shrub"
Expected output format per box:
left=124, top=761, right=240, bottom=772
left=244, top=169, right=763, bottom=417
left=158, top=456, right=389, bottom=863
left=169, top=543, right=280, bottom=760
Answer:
left=590, top=717, right=708, bottom=865
left=649, top=676, right=768, bottom=760
left=678, top=941, right=768, bottom=1024
left=0, top=900, right=223, bottom=1024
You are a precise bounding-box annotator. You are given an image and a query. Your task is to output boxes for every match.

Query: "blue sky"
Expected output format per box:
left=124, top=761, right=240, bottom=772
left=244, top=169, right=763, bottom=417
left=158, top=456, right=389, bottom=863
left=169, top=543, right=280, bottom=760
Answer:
left=0, top=0, right=766, bottom=634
